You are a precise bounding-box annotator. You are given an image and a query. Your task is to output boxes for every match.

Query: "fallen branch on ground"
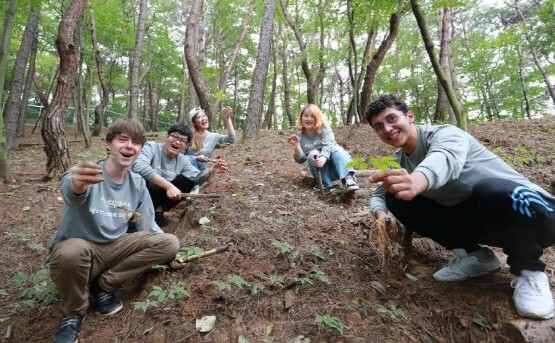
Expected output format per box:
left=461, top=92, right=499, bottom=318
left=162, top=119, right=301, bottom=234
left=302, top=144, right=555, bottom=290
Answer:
left=177, top=243, right=232, bottom=263
left=181, top=193, right=221, bottom=199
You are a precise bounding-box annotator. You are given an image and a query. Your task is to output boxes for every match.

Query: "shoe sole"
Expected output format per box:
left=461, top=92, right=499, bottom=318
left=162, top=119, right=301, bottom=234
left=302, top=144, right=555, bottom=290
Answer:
left=99, top=302, right=123, bottom=316
left=434, top=266, right=502, bottom=282
left=516, top=308, right=555, bottom=320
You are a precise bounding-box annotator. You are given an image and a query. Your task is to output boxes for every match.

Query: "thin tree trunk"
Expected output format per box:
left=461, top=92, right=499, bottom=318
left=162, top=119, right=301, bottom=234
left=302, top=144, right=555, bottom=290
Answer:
left=41, top=0, right=87, bottom=179
left=128, top=0, right=147, bottom=120
left=0, top=0, right=15, bottom=108
left=435, top=8, right=452, bottom=123
left=411, top=0, right=465, bottom=130
left=243, top=0, right=275, bottom=140
left=5, top=5, right=40, bottom=149
left=185, top=0, right=213, bottom=119
left=514, top=0, right=555, bottom=105
left=17, top=31, right=38, bottom=138
left=262, top=42, right=277, bottom=130
left=347, top=0, right=358, bottom=123
left=278, top=23, right=294, bottom=128
left=177, top=51, right=186, bottom=123
left=517, top=49, right=532, bottom=119
left=89, top=5, right=109, bottom=137
left=359, top=12, right=401, bottom=122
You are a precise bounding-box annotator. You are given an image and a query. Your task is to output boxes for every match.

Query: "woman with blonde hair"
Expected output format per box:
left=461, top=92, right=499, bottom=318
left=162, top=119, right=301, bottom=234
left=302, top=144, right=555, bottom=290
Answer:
left=287, top=104, right=358, bottom=192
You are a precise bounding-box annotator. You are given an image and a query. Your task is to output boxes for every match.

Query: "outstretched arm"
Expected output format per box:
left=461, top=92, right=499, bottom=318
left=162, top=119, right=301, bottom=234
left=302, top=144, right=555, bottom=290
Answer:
left=221, top=106, right=236, bottom=137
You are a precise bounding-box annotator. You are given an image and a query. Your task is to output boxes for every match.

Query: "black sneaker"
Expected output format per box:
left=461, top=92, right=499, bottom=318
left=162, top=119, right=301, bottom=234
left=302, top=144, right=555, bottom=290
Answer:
left=51, top=314, right=84, bottom=343
left=91, top=280, right=123, bottom=316
left=155, top=212, right=172, bottom=227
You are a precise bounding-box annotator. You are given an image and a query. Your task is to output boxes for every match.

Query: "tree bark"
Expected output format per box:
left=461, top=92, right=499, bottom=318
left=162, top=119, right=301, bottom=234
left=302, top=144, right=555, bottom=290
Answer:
left=41, top=0, right=88, bottom=179
left=278, top=0, right=324, bottom=104
left=128, top=0, right=147, bottom=120
left=17, top=29, right=39, bottom=138
left=435, top=8, right=453, bottom=124
left=185, top=0, right=213, bottom=119
left=514, top=0, right=555, bottom=106
left=243, top=0, right=275, bottom=140
left=89, top=5, right=109, bottom=137
left=262, top=42, right=277, bottom=130
left=278, top=22, right=294, bottom=128
left=499, top=318, right=555, bottom=343
left=359, top=12, right=401, bottom=121
left=516, top=49, right=531, bottom=119
left=411, top=0, right=465, bottom=130
left=0, top=0, right=15, bottom=108
left=5, top=5, right=40, bottom=150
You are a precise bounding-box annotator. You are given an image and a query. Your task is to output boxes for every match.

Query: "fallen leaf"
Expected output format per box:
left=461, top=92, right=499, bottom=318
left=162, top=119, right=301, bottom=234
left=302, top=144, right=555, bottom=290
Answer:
left=196, top=315, right=216, bottom=332
left=198, top=217, right=210, bottom=225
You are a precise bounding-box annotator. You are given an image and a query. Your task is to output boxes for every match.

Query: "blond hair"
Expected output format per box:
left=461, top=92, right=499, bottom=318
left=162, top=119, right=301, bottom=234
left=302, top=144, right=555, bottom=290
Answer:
left=296, top=104, right=326, bottom=134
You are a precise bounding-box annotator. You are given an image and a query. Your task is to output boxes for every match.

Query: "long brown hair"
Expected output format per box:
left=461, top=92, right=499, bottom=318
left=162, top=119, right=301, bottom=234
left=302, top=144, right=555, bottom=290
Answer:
left=190, top=110, right=205, bottom=151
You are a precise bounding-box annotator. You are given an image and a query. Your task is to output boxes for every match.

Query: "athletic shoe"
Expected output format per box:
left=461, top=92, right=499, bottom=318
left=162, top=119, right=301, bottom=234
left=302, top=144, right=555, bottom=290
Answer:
left=91, top=279, right=123, bottom=316
left=343, top=174, right=359, bottom=191
left=51, top=314, right=84, bottom=343
left=511, top=270, right=555, bottom=319
left=433, top=247, right=502, bottom=282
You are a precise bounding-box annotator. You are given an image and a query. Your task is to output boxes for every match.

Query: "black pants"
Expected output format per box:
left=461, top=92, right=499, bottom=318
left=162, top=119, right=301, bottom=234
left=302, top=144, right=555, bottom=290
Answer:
left=386, top=178, right=555, bottom=274
left=148, top=175, right=195, bottom=212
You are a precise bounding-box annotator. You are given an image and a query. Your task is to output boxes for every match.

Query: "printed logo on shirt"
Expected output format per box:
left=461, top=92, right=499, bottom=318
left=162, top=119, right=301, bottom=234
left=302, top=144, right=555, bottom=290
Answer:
left=92, top=197, right=133, bottom=219
left=511, top=186, right=553, bottom=218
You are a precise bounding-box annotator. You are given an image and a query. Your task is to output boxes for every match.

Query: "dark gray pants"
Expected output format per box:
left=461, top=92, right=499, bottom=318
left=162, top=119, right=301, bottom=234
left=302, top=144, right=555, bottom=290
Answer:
left=386, top=178, right=555, bottom=274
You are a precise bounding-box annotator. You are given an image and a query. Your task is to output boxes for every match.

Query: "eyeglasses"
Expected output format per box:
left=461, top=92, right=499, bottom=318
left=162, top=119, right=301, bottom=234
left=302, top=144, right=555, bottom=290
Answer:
left=372, top=113, right=403, bottom=133
left=168, top=133, right=188, bottom=145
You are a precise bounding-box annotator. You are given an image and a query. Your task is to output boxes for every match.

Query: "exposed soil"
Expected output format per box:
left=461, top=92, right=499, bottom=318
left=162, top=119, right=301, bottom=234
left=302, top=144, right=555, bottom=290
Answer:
left=1, top=118, right=555, bottom=343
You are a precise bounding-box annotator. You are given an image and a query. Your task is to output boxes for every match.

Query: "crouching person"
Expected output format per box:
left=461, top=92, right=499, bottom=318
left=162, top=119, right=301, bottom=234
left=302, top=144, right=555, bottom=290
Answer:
left=48, top=119, right=185, bottom=343
left=132, top=123, right=228, bottom=227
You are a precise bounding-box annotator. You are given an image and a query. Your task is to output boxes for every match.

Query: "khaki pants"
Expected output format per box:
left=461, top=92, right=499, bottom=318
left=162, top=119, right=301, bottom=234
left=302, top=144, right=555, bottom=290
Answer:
left=49, top=232, right=179, bottom=315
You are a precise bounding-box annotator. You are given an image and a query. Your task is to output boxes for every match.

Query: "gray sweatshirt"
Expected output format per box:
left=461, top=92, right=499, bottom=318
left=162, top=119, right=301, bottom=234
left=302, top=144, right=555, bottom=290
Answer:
left=48, top=159, right=162, bottom=260
left=371, top=124, right=554, bottom=214
left=186, top=131, right=236, bottom=158
left=132, top=141, right=209, bottom=187
left=293, top=126, right=346, bottom=163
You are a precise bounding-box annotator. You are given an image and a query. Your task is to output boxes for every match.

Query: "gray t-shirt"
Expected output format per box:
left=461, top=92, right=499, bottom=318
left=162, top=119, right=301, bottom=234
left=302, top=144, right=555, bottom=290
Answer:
left=186, top=131, right=235, bottom=158
left=132, top=141, right=209, bottom=187
left=293, top=126, right=347, bottom=163
left=371, top=124, right=554, bottom=214
left=47, top=159, right=162, bottom=261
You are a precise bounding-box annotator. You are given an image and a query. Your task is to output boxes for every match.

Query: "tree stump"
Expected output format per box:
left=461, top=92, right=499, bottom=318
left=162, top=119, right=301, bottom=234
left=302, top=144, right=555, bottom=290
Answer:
left=498, top=319, right=555, bottom=343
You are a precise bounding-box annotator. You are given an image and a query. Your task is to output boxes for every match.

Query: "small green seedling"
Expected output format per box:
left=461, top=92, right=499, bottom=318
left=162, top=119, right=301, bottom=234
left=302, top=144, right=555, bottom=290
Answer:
left=315, top=314, right=348, bottom=335
left=269, top=239, right=294, bottom=253
left=377, top=304, right=407, bottom=319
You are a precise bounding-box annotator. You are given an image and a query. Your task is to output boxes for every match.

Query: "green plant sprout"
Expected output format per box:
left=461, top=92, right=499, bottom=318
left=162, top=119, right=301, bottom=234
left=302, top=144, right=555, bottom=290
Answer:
left=293, top=276, right=313, bottom=286
left=176, top=246, right=205, bottom=261
left=473, top=314, right=494, bottom=332
left=377, top=304, right=407, bottom=319
left=311, top=267, right=331, bottom=285
left=227, top=274, right=248, bottom=288
left=315, top=314, right=349, bottom=335
left=0, top=289, right=8, bottom=297
left=265, top=274, right=285, bottom=287
left=211, top=280, right=232, bottom=292
left=269, top=239, right=293, bottom=253
left=305, top=243, right=326, bottom=260
left=132, top=282, right=190, bottom=312
left=346, top=155, right=400, bottom=171
left=13, top=269, right=59, bottom=305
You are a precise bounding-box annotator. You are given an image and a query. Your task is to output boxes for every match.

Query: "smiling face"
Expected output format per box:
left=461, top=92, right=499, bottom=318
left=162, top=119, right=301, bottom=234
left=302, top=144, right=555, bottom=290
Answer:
left=371, top=107, right=418, bottom=154
left=164, top=132, right=188, bottom=157
left=193, top=112, right=209, bottom=131
left=301, top=111, right=316, bottom=132
left=105, top=133, right=143, bottom=169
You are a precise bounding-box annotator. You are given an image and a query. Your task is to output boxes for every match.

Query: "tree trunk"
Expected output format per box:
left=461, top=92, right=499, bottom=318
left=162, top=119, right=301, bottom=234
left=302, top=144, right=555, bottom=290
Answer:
left=4, top=5, right=40, bottom=150
left=17, top=30, right=38, bottom=138
left=347, top=0, right=359, bottom=123
left=243, top=0, right=275, bottom=140
left=177, top=51, right=187, bottom=123
left=278, top=23, right=294, bottom=129
left=89, top=5, right=109, bottom=137
left=411, top=0, right=465, bottom=130
left=185, top=0, right=213, bottom=119
left=262, top=42, right=277, bottom=130
left=41, top=0, right=88, bottom=179
left=516, top=49, right=531, bottom=119
left=128, top=0, right=147, bottom=120
left=514, top=0, right=555, bottom=106
left=359, top=12, right=401, bottom=122
left=214, top=0, right=254, bottom=112
left=278, top=0, right=324, bottom=104
left=435, top=8, right=453, bottom=124
left=0, top=0, right=15, bottom=108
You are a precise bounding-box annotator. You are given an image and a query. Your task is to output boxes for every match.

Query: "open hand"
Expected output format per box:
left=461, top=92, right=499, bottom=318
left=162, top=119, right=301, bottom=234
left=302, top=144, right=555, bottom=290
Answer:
left=210, top=159, right=229, bottom=174
left=220, top=106, right=232, bottom=120
left=287, top=134, right=299, bottom=146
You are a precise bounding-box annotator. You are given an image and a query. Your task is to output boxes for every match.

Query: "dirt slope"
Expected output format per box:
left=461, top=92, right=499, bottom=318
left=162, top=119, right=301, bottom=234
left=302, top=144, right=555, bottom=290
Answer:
left=1, top=117, right=554, bottom=343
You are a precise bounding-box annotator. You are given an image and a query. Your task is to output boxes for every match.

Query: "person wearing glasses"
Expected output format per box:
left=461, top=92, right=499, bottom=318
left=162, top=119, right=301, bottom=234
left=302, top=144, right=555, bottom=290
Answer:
left=287, top=104, right=359, bottom=192
left=132, top=123, right=228, bottom=227
left=366, top=94, right=555, bottom=320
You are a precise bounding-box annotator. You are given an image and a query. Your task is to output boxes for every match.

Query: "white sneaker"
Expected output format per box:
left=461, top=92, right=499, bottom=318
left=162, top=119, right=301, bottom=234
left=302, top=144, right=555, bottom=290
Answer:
left=511, top=270, right=555, bottom=319
left=190, top=185, right=200, bottom=194
left=433, top=248, right=502, bottom=282
left=343, top=174, right=359, bottom=192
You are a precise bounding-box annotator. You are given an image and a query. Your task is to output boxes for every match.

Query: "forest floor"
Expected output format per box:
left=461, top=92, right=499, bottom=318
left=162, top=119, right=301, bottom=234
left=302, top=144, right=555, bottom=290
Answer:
left=1, top=117, right=555, bottom=343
